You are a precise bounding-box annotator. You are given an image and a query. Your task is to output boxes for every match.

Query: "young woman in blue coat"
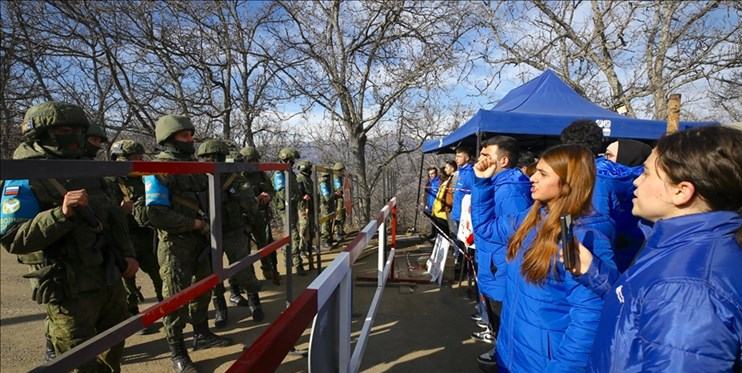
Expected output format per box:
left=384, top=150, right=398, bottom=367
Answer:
left=472, top=144, right=616, bottom=373
left=571, top=126, right=742, bottom=372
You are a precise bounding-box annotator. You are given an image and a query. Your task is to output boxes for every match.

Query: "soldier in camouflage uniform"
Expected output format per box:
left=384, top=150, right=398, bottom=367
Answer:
left=272, top=147, right=306, bottom=275
left=81, top=120, right=108, bottom=159
left=108, top=140, right=163, bottom=331
left=144, top=115, right=231, bottom=373
left=0, top=101, right=139, bottom=372
left=332, top=162, right=347, bottom=241
left=296, top=160, right=316, bottom=268
left=318, top=170, right=336, bottom=250
left=240, top=146, right=280, bottom=284
left=196, top=139, right=264, bottom=329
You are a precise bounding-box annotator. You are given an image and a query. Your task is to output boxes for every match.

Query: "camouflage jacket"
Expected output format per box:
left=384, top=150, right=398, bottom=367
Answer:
left=145, top=150, right=208, bottom=239
left=242, top=169, right=275, bottom=213
left=105, top=175, right=151, bottom=237
left=296, top=172, right=314, bottom=213
left=1, top=142, right=135, bottom=293
left=272, top=169, right=300, bottom=212
left=220, top=172, right=258, bottom=232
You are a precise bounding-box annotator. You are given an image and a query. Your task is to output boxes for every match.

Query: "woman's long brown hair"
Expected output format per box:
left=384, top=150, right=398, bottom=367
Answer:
left=506, top=145, right=596, bottom=285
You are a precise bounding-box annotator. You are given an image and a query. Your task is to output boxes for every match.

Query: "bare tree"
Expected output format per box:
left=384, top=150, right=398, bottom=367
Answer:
left=270, top=0, right=476, bottom=220
left=480, top=0, right=741, bottom=120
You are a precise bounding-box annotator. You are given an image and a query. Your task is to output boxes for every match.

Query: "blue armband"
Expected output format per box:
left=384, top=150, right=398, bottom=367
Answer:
left=143, top=175, right=170, bottom=206
left=320, top=183, right=330, bottom=198
left=273, top=172, right=285, bottom=191
left=1, top=180, right=40, bottom=234
left=333, top=177, right=342, bottom=190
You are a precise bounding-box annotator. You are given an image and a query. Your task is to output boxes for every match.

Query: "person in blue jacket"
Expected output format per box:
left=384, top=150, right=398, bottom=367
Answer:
left=451, top=146, right=475, bottom=271
left=472, top=144, right=616, bottom=373
left=603, top=139, right=653, bottom=271
left=423, top=167, right=440, bottom=239
left=471, top=136, right=533, bottom=348
left=570, top=126, right=742, bottom=373
left=560, top=120, right=642, bottom=272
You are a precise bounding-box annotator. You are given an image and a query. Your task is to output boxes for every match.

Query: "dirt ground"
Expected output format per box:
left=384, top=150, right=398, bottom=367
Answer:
left=1, top=233, right=489, bottom=372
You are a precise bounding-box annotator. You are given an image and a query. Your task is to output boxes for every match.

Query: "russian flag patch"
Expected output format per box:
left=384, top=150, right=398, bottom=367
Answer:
left=4, top=186, right=20, bottom=196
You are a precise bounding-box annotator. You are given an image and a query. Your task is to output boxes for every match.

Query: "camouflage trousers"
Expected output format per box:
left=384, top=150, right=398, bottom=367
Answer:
left=124, top=232, right=163, bottom=312
left=319, top=204, right=335, bottom=243
left=214, top=229, right=261, bottom=296
left=334, top=203, right=346, bottom=239
left=47, top=281, right=128, bottom=373
left=278, top=207, right=303, bottom=267
left=298, top=209, right=316, bottom=254
left=157, top=233, right=212, bottom=342
left=250, top=211, right=278, bottom=274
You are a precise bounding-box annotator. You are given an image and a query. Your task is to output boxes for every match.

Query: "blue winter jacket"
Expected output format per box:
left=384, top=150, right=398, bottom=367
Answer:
left=593, top=157, right=644, bottom=272
left=425, top=176, right=440, bottom=213
left=472, top=204, right=615, bottom=373
left=471, top=168, right=532, bottom=301
left=451, top=163, right=474, bottom=223
left=578, top=211, right=742, bottom=373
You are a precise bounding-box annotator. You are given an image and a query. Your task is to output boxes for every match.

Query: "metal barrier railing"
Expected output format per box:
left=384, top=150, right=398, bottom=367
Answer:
left=0, top=158, right=293, bottom=372
left=227, top=197, right=397, bottom=373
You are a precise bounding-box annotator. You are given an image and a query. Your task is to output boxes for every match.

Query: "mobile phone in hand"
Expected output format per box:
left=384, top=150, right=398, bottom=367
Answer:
left=560, top=213, right=581, bottom=276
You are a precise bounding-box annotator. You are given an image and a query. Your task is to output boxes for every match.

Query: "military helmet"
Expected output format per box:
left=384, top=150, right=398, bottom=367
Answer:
left=278, top=147, right=298, bottom=161
left=86, top=121, right=109, bottom=142
left=155, top=115, right=195, bottom=145
left=21, top=101, right=90, bottom=140
left=227, top=150, right=243, bottom=163
left=333, top=162, right=345, bottom=171
left=197, top=138, right=230, bottom=157
left=297, top=160, right=312, bottom=172
left=240, top=146, right=261, bottom=162
left=111, top=139, right=145, bottom=158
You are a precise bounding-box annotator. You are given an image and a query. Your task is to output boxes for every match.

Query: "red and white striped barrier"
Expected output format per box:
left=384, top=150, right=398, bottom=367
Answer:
left=1, top=159, right=293, bottom=373
left=228, top=197, right=398, bottom=373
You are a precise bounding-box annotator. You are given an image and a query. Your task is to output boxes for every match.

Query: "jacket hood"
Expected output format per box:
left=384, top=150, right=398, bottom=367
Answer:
left=493, top=167, right=531, bottom=187
left=596, top=157, right=642, bottom=181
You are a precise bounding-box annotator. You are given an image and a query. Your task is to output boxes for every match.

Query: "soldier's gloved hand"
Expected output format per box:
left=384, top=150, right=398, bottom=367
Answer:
left=258, top=192, right=271, bottom=204
left=120, top=200, right=134, bottom=215
left=194, top=219, right=210, bottom=236
left=123, top=256, right=139, bottom=278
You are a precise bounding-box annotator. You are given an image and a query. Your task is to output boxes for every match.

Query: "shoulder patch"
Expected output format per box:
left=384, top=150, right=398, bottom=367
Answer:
left=1, top=180, right=40, bottom=234
left=273, top=172, right=285, bottom=191
left=143, top=175, right=171, bottom=206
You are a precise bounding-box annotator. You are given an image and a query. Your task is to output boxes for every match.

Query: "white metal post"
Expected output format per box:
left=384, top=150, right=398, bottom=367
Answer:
left=338, top=270, right=352, bottom=373
left=378, top=221, right=386, bottom=286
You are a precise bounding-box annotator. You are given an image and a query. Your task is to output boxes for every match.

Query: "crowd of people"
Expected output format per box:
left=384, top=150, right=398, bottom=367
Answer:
left=422, top=120, right=742, bottom=372
left=0, top=101, right=348, bottom=373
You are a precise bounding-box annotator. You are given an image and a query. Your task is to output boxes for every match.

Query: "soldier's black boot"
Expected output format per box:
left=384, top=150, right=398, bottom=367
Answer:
left=228, top=284, right=249, bottom=307
left=296, top=264, right=307, bottom=276
left=169, top=339, right=197, bottom=373
left=212, top=295, right=228, bottom=329
left=44, top=334, right=56, bottom=362
left=248, top=293, right=265, bottom=323
left=192, top=324, right=233, bottom=351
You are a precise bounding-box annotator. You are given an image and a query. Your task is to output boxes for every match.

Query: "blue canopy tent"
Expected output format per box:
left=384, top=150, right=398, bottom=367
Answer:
left=423, top=70, right=718, bottom=153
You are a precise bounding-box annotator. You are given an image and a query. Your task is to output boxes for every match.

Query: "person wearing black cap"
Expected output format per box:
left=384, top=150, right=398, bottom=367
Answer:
left=604, top=139, right=652, bottom=167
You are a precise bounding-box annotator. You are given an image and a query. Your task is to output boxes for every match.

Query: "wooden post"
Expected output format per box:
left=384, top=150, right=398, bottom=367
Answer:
left=667, top=94, right=681, bottom=134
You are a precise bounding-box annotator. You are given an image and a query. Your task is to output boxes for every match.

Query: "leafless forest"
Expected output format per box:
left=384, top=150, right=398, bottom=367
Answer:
left=2, top=0, right=739, bottom=228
